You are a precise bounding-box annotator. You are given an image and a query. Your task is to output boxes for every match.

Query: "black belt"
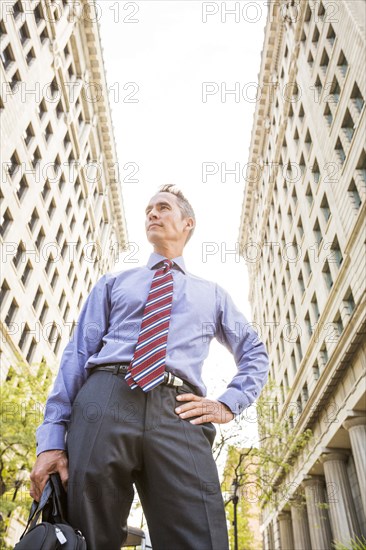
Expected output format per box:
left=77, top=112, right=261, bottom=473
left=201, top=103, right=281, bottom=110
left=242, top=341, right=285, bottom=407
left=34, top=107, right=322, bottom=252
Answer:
left=90, top=363, right=188, bottom=389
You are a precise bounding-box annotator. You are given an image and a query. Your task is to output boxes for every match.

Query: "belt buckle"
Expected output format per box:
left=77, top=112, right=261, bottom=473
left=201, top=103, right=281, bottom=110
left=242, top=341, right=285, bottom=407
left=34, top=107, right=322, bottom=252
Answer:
left=166, top=372, right=183, bottom=387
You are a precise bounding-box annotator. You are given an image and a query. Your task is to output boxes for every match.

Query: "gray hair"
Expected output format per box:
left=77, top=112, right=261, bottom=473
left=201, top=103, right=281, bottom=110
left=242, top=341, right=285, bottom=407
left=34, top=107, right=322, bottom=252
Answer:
left=158, top=184, right=196, bottom=243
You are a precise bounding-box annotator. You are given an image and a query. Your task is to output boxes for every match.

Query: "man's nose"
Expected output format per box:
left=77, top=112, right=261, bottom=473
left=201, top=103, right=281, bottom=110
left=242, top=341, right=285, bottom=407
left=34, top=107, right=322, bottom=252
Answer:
left=148, top=208, right=158, bottom=219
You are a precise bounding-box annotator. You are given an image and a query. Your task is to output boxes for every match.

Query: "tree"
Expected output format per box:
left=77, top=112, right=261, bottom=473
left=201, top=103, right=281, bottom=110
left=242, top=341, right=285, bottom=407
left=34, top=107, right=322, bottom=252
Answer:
left=0, top=361, right=52, bottom=544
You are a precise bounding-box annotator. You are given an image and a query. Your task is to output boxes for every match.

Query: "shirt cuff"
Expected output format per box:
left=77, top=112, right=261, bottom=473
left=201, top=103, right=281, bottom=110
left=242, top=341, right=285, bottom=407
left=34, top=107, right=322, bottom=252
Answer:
left=36, top=423, right=67, bottom=456
left=217, top=388, right=252, bottom=416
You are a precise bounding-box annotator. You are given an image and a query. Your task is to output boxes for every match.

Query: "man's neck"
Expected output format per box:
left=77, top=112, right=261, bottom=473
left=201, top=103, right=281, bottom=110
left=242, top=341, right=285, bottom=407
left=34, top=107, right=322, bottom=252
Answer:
left=153, top=245, right=183, bottom=260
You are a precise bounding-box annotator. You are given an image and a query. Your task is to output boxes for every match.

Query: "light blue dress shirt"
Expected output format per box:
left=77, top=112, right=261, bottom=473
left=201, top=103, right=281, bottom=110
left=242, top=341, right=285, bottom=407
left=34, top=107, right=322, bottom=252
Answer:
left=36, top=252, right=269, bottom=455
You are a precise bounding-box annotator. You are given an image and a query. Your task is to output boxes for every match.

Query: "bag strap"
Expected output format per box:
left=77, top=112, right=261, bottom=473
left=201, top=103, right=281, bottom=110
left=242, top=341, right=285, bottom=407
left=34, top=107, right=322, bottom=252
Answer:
left=20, top=479, right=53, bottom=538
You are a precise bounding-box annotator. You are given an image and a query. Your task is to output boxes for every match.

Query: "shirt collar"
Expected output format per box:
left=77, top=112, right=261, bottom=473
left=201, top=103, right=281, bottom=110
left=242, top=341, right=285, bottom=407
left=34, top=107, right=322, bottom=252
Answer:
left=147, top=252, right=186, bottom=274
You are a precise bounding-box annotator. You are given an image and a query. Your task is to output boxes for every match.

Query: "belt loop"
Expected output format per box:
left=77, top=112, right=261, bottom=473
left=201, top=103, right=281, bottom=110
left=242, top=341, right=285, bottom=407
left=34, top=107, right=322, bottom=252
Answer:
left=113, top=364, right=120, bottom=375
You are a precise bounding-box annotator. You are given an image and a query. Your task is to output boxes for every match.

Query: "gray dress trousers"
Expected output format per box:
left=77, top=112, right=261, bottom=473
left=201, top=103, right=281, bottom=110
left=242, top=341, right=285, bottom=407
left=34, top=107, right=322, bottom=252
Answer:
left=66, top=370, right=229, bottom=550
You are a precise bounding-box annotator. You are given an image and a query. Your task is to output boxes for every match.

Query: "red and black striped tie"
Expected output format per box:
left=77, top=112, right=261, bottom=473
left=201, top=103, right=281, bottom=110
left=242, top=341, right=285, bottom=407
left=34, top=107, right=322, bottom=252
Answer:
left=125, top=259, right=174, bottom=392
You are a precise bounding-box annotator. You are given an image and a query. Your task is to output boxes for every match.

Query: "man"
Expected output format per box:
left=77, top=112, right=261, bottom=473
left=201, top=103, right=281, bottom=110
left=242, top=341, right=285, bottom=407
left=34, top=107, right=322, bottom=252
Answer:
left=31, top=185, right=269, bottom=550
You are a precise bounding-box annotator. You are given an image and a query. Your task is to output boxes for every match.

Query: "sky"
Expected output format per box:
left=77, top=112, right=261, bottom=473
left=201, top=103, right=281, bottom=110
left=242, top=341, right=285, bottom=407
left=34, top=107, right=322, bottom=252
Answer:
left=97, top=0, right=269, bottom=449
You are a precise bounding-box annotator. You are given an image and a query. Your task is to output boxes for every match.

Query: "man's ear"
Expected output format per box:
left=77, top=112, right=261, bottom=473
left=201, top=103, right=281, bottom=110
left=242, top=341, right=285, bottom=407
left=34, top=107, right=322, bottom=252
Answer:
left=185, top=218, right=194, bottom=230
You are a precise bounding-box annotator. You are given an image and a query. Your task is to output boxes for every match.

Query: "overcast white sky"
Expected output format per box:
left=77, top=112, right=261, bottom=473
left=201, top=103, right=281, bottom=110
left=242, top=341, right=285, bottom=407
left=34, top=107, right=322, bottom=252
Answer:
left=98, top=0, right=268, bottom=447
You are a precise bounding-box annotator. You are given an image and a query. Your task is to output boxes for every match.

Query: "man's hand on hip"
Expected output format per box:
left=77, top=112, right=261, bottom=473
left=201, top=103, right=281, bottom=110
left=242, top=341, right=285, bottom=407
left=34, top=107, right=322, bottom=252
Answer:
left=30, top=450, right=68, bottom=502
left=175, top=393, right=234, bottom=424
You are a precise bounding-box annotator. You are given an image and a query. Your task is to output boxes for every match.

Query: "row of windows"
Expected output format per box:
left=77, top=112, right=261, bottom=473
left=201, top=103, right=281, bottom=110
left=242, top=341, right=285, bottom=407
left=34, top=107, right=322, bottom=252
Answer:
left=267, top=285, right=356, bottom=421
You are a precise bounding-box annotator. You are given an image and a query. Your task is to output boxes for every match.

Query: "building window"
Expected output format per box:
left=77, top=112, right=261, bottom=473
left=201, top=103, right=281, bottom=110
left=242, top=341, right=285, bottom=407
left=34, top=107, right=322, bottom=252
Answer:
left=335, top=137, right=346, bottom=164
left=64, top=303, right=70, bottom=321
left=48, top=198, right=56, bottom=219
left=304, top=129, right=312, bottom=153
left=40, top=25, right=49, bottom=44
left=31, top=147, right=42, bottom=168
left=312, top=25, right=320, bottom=45
left=28, top=208, right=39, bottom=233
left=307, top=50, right=314, bottom=67
left=70, top=215, right=76, bottom=231
left=330, top=235, right=343, bottom=267
left=312, top=159, right=320, bottom=184
left=343, top=287, right=355, bottom=316
left=0, top=280, right=10, bottom=305
left=67, top=263, right=74, bottom=280
left=26, top=338, right=37, bottom=363
left=58, top=290, right=66, bottom=310
left=337, top=50, right=348, bottom=78
left=319, top=344, right=328, bottom=368
left=313, top=218, right=322, bottom=245
left=12, top=0, right=24, bottom=17
left=311, top=293, right=320, bottom=322
left=38, top=98, right=47, bottom=119
left=322, top=260, right=333, bottom=290
left=41, top=180, right=51, bottom=201
left=324, top=103, right=333, bottom=126
left=26, top=47, right=36, bottom=66
left=21, top=260, right=33, bottom=286
left=10, top=70, right=21, bottom=91
left=54, top=335, right=61, bottom=355
left=334, top=311, right=344, bottom=339
left=51, top=269, right=59, bottom=290
left=341, top=109, right=355, bottom=143
left=44, top=122, right=53, bottom=142
left=16, top=175, right=29, bottom=201
left=63, top=131, right=71, bottom=149
left=330, top=75, right=341, bottom=104
left=40, top=301, right=49, bottom=324
left=5, top=299, right=18, bottom=326
left=313, top=361, right=320, bottom=381
left=8, top=151, right=20, bottom=177
left=19, top=323, right=30, bottom=351
left=305, top=312, right=312, bottom=338
left=350, top=82, right=364, bottom=114
left=1, top=44, right=15, bottom=70
left=0, top=208, right=13, bottom=238
left=33, top=286, right=43, bottom=310
left=33, top=2, right=44, bottom=25
left=18, top=22, right=30, bottom=45
left=298, top=270, right=305, bottom=295
left=59, top=173, right=66, bottom=192
left=320, top=194, right=330, bottom=223
left=319, top=49, right=329, bottom=76
left=56, top=99, right=64, bottom=118
left=13, top=241, right=25, bottom=269
left=303, top=252, right=311, bottom=279
left=23, top=122, right=35, bottom=146
left=348, top=179, right=362, bottom=210
left=326, top=24, right=336, bottom=47
left=56, top=225, right=64, bottom=244
left=45, top=253, right=54, bottom=276
left=35, top=227, right=45, bottom=250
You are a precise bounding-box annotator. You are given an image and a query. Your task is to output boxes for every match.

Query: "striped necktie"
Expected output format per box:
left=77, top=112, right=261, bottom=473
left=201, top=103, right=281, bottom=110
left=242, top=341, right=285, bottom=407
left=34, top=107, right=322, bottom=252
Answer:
left=125, top=259, right=174, bottom=392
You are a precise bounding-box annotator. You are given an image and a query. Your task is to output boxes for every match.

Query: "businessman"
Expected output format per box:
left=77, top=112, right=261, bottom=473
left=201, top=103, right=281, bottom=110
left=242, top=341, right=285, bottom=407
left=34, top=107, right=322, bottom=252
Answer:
left=30, top=184, right=269, bottom=549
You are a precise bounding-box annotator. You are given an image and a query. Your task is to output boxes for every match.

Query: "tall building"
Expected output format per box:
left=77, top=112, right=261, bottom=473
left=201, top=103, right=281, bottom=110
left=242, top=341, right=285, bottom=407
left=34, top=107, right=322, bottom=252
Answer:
left=0, top=0, right=128, bottom=381
left=239, top=1, right=365, bottom=548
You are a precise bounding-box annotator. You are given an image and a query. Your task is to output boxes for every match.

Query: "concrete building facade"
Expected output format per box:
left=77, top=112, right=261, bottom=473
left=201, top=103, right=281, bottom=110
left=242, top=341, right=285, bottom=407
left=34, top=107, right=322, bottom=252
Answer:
left=0, top=0, right=127, bottom=383
left=238, top=1, right=365, bottom=548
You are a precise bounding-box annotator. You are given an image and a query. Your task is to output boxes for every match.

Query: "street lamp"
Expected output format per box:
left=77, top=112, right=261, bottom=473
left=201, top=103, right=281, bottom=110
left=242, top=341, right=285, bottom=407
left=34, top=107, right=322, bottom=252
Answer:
left=230, top=479, right=239, bottom=550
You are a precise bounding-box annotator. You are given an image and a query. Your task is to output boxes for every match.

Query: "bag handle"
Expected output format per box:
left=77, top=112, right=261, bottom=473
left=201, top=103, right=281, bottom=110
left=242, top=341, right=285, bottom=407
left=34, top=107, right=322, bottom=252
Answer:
left=20, top=473, right=68, bottom=539
left=20, top=478, right=53, bottom=538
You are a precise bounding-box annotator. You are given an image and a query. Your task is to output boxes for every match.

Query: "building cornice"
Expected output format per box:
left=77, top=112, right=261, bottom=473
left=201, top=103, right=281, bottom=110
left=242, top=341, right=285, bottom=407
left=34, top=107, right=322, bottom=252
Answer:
left=80, top=0, right=128, bottom=249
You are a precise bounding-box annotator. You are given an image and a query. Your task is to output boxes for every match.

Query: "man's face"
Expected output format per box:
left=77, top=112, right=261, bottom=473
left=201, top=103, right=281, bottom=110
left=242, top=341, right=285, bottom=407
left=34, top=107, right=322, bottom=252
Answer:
left=145, top=192, right=192, bottom=249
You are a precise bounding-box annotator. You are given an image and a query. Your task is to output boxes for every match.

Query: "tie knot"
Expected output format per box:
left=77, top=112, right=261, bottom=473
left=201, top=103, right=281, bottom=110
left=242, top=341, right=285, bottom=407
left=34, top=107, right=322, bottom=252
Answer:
left=163, top=259, right=173, bottom=272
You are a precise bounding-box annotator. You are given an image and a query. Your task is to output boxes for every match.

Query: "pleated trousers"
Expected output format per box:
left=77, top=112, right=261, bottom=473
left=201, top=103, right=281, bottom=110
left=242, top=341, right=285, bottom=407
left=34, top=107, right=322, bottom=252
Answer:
left=66, top=370, right=229, bottom=550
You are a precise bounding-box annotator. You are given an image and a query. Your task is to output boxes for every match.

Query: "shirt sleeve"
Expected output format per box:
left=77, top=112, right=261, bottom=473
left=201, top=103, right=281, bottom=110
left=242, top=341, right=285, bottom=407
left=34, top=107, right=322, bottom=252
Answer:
left=36, top=274, right=111, bottom=455
left=214, top=284, right=269, bottom=416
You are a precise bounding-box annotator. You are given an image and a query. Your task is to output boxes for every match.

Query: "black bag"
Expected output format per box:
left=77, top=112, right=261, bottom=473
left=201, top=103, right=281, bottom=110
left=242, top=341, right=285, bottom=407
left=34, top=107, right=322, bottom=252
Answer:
left=14, top=473, right=87, bottom=549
